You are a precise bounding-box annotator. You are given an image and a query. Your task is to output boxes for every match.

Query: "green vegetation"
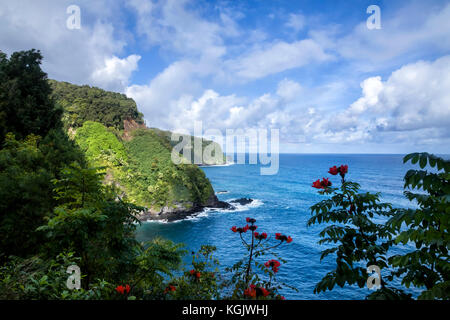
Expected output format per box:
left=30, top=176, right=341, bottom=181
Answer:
left=71, top=120, right=214, bottom=212
left=48, top=79, right=223, bottom=212
left=309, top=156, right=450, bottom=300
left=152, top=127, right=226, bottom=165
left=1, top=49, right=448, bottom=301
left=387, top=153, right=450, bottom=299
left=48, top=79, right=144, bottom=130
left=121, top=128, right=214, bottom=210
left=0, top=50, right=62, bottom=145
left=0, top=49, right=222, bottom=300
left=74, top=121, right=128, bottom=167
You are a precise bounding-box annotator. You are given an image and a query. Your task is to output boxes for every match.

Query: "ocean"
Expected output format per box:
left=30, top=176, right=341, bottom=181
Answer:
left=135, top=154, right=427, bottom=299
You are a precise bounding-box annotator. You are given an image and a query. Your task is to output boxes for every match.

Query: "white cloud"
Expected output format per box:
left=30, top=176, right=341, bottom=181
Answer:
left=127, top=0, right=226, bottom=60
left=227, top=39, right=331, bottom=80
left=348, top=76, right=384, bottom=114
left=285, top=13, right=305, bottom=33
left=126, top=78, right=305, bottom=135
left=353, top=56, right=450, bottom=132
left=276, top=79, right=303, bottom=103
left=0, top=0, right=139, bottom=91
left=333, top=2, right=450, bottom=67
left=306, top=55, right=450, bottom=149
left=91, top=55, right=141, bottom=92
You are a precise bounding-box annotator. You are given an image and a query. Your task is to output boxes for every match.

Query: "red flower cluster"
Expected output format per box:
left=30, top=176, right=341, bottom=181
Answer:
left=164, top=285, right=176, bottom=294
left=275, top=233, right=293, bottom=243
left=253, top=232, right=267, bottom=240
left=189, top=269, right=201, bottom=279
left=244, top=284, right=270, bottom=298
left=328, top=164, right=348, bottom=176
left=231, top=224, right=250, bottom=233
left=312, top=178, right=332, bottom=189
left=246, top=217, right=256, bottom=224
left=115, top=284, right=130, bottom=294
left=264, top=259, right=281, bottom=273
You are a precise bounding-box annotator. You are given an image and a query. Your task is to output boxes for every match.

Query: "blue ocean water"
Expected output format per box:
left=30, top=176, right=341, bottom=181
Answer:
left=135, top=154, right=424, bottom=300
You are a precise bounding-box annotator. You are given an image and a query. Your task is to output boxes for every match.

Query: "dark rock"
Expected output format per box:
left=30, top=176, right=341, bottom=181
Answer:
left=230, top=198, right=253, bottom=206
left=205, top=193, right=234, bottom=210
left=138, top=193, right=234, bottom=222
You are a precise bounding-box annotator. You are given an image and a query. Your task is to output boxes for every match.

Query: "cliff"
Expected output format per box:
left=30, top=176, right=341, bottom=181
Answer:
left=49, top=80, right=228, bottom=220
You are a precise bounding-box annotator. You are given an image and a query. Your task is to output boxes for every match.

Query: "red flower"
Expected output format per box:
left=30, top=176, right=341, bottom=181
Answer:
left=189, top=269, right=195, bottom=275
left=264, top=259, right=281, bottom=273
left=254, top=232, right=267, bottom=240
left=275, top=233, right=292, bottom=243
left=243, top=224, right=249, bottom=232
left=164, top=285, right=176, bottom=294
left=244, top=286, right=256, bottom=298
left=196, top=272, right=201, bottom=279
left=231, top=226, right=237, bottom=232
left=115, top=285, right=125, bottom=294
left=249, top=225, right=257, bottom=231
left=321, top=178, right=331, bottom=187
left=313, top=178, right=332, bottom=189
left=328, top=166, right=339, bottom=175
left=259, top=287, right=270, bottom=297
left=340, top=164, right=348, bottom=174
left=246, top=217, right=256, bottom=224
left=125, top=284, right=130, bottom=294
left=312, top=179, right=322, bottom=189
left=245, top=285, right=270, bottom=298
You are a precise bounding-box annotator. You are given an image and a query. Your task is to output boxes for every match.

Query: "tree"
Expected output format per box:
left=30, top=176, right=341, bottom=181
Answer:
left=0, top=134, right=53, bottom=259
left=307, top=164, right=410, bottom=299
left=388, top=153, right=450, bottom=300
left=0, top=49, right=62, bottom=145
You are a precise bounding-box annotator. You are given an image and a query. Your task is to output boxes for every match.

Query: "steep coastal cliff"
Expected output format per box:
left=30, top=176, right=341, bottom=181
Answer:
left=49, top=80, right=228, bottom=221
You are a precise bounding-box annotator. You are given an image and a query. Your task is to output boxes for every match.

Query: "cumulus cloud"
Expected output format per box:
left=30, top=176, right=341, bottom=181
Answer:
left=0, top=0, right=139, bottom=92
left=91, top=55, right=141, bottom=92
left=309, top=55, right=450, bottom=149
left=351, top=56, right=450, bottom=132
left=126, top=77, right=305, bottom=135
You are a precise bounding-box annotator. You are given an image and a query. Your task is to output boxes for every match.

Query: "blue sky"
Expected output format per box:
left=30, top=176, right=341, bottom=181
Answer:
left=1, top=0, right=450, bottom=154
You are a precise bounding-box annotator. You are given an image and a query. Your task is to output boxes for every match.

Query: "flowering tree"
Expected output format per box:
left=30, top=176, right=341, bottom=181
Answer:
left=308, top=164, right=409, bottom=298
left=225, top=217, right=294, bottom=299
left=163, top=245, right=220, bottom=300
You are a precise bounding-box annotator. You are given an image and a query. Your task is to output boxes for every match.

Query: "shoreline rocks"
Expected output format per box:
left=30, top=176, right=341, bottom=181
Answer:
left=229, top=198, right=253, bottom=206
left=138, top=193, right=235, bottom=222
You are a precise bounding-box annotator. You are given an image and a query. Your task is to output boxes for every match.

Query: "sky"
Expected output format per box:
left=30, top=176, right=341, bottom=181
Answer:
left=1, top=0, right=450, bottom=154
